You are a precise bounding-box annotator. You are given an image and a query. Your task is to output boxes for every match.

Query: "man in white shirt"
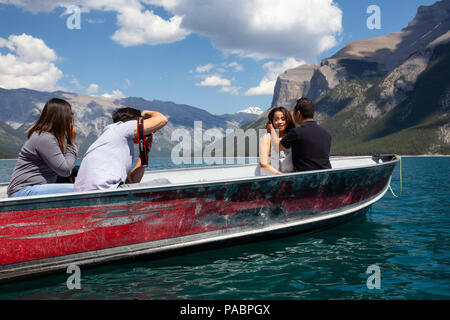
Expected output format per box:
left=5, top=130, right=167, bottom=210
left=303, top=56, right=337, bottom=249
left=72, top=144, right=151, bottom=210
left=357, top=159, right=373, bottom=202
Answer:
left=74, top=108, right=168, bottom=192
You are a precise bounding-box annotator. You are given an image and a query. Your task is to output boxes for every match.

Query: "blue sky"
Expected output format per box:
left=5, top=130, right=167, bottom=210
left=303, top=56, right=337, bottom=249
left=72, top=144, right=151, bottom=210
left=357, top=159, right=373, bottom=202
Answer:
left=0, top=0, right=438, bottom=115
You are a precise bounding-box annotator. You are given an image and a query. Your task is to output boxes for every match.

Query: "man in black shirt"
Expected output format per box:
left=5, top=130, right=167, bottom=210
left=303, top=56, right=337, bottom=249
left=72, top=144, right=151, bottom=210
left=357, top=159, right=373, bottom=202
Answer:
left=280, top=98, right=332, bottom=172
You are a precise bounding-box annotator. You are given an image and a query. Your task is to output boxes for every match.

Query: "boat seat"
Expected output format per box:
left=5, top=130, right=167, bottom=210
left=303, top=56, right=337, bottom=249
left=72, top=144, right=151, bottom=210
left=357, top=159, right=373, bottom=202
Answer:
left=119, top=178, right=172, bottom=189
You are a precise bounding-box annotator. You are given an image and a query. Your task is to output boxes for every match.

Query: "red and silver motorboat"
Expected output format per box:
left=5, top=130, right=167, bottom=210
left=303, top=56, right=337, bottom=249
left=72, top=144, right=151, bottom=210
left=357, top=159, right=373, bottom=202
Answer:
left=0, top=154, right=399, bottom=281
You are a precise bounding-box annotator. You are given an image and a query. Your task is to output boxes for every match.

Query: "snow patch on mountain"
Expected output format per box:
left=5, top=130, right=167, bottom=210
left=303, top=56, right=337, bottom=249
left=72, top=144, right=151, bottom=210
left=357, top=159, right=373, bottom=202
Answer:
left=237, top=107, right=263, bottom=115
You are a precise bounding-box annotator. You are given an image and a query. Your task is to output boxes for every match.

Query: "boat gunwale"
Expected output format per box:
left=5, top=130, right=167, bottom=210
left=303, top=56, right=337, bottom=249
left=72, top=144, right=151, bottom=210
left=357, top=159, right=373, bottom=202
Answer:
left=0, top=155, right=399, bottom=206
left=0, top=155, right=394, bottom=186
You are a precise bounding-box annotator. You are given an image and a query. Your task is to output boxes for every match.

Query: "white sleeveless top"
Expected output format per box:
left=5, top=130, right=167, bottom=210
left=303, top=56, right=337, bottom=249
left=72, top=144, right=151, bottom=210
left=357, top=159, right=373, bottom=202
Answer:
left=256, top=133, right=291, bottom=176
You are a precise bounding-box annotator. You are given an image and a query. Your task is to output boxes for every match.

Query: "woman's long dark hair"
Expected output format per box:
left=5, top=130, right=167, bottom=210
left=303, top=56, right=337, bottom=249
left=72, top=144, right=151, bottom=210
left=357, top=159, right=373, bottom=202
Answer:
left=28, top=98, right=74, bottom=151
left=268, top=106, right=296, bottom=133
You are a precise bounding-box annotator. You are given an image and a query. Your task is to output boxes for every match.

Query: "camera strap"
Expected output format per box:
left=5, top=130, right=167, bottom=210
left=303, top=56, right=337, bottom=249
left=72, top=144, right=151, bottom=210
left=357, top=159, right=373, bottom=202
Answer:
left=137, top=117, right=148, bottom=167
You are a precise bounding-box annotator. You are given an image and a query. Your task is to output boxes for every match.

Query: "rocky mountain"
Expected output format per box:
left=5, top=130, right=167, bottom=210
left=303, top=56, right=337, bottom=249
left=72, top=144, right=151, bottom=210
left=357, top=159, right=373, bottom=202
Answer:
left=272, top=1, right=450, bottom=110
left=0, top=88, right=260, bottom=158
left=267, top=0, right=450, bottom=155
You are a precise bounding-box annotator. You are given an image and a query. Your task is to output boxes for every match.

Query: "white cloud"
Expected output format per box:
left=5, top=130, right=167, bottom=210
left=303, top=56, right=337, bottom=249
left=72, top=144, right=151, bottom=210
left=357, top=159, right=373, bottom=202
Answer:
left=0, top=0, right=71, bottom=13
left=147, top=0, right=343, bottom=61
left=195, top=61, right=242, bottom=76
left=4, top=0, right=342, bottom=61
left=219, top=86, right=240, bottom=96
left=224, top=62, right=243, bottom=72
left=71, top=77, right=83, bottom=90
left=195, top=74, right=240, bottom=95
left=196, top=75, right=231, bottom=87
left=0, top=1, right=190, bottom=46
left=110, top=7, right=189, bottom=46
left=101, top=89, right=125, bottom=99
left=86, top=18, right=105, bottom=24
left=0, top=33, right=63, bottom=91
left=87, top=83, right=99, bottom=94
left=195, top=64, right=214, bottom=73
left=1, top=1, right=342, bottom=98
left=245, top=58, right=305, bottom=96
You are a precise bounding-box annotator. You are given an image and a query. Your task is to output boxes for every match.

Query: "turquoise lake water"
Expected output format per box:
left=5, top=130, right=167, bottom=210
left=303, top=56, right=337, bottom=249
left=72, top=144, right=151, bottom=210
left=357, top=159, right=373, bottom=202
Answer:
left=0, top=157, right=448, bottom=299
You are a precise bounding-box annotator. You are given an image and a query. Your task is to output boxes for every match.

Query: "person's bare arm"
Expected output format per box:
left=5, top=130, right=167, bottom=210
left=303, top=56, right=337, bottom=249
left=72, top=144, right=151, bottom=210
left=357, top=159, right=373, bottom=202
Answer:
left=136, top=110, right=168, bottom=137
left=126, top=135, right=153, bottom=184
left=259, top=134, right=282, bottom=175
left=125, top=158, right=145, bottom=184
left=132, top=110, right=167, bottom=143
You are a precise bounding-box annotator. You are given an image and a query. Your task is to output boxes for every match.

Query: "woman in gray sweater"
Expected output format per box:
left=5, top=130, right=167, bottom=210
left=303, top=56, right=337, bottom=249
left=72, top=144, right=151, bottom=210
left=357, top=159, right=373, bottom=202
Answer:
left=7, top=98, right=79, bottom=197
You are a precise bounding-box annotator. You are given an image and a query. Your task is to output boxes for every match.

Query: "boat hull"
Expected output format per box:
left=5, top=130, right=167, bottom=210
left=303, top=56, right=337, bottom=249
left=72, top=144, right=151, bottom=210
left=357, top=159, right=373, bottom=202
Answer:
left=0, top=156, right=398, bottom=281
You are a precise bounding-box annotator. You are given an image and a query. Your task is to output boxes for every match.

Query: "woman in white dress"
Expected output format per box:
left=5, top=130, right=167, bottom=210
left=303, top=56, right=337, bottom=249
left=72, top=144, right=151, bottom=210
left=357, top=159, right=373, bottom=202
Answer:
left=258, top=107, right=296, bottom=175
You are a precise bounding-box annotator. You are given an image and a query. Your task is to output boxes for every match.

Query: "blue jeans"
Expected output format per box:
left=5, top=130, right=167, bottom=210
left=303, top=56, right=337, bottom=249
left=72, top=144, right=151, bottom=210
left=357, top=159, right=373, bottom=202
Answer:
left=9, top=184, right=74, bottom=198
